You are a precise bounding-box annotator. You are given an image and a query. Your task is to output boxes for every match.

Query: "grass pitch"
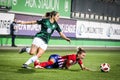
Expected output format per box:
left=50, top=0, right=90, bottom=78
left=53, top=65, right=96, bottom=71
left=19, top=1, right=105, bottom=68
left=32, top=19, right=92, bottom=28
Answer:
left=0, top=49, right=120, bottom=80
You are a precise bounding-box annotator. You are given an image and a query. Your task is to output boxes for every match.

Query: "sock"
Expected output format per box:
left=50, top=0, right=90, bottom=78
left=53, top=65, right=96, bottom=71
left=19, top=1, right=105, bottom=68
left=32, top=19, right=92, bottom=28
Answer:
left=26, top=47, right=30, bottom=53
left=39, top=60, right=54, bottom=67
left=25, top=55, right=38, bottom=65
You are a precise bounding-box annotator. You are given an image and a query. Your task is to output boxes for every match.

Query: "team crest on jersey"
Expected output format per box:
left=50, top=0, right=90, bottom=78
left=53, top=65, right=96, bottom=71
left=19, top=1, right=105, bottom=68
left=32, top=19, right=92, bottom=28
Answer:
left=47, top=28, right=52, bottom=33
left=52, top=25, right=55, bottom=28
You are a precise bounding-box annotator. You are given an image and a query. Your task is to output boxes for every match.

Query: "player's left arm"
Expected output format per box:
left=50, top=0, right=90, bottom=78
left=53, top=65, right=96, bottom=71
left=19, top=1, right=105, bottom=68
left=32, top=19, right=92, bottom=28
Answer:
left=64, top=59, right=71, bottom=69
left=17, top=21, right=37, bottom=24
left=55, top=22, right=71, bottom=43
left=61, top=55, right=71, bottom=69
left=59, top=32, right=71, bottom=42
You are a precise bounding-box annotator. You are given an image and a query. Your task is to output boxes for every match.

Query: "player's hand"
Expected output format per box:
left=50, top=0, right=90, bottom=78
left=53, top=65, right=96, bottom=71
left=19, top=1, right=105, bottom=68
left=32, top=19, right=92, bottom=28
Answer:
left=35, top=65, right=44, bottom=69
left=66, top=38, right=71, bottom=43
left=82, top=67, right=90, bottom=71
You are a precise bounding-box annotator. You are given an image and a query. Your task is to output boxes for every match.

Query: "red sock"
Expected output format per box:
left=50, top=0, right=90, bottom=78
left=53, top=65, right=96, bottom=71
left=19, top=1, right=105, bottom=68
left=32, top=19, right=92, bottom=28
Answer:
left=39, top=60, right=54, bottom=67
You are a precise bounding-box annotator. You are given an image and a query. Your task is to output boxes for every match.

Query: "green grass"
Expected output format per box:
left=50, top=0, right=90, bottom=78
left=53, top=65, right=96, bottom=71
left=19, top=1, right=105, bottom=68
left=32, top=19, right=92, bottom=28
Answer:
left=0, top=49, right=120, bottom=80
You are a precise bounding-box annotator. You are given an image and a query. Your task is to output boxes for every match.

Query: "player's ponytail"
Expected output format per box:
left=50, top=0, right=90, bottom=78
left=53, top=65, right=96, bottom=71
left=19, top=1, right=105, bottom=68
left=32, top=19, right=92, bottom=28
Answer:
left=45, top=12, right=51, bottom=18
left=50, top=11, right=58, bottom=18
left=77, top=47, right=86, bottom=55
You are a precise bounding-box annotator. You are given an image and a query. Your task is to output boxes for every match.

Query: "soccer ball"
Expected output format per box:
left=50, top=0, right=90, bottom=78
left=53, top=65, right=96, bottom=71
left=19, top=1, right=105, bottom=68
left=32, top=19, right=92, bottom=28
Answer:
left=100, top=63, right=110, bottom=72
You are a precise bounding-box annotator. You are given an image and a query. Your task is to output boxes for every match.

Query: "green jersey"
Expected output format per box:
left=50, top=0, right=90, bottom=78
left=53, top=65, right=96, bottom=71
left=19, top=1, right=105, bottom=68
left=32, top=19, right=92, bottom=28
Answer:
left=35, top=19, right=62, bottom=44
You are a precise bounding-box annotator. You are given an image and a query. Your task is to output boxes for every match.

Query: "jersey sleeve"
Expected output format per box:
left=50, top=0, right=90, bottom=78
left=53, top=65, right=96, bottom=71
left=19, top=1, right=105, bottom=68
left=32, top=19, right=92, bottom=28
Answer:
left=55, top=22, right=62, bottom=33
left=61, top=55, right=71, bottom=67
left=65, top=55, right=74, bottom=67
left=37, top=19, right=47, bottom=24
left=78, top=60, right=83, bottom=65
left=36, top=19, right=42, bottom=24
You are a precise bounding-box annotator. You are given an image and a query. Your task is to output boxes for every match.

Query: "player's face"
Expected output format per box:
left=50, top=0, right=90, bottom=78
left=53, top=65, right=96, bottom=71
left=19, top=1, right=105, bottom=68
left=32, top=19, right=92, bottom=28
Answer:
left=54, top=13, right=60, bottom=22
left=78, top=52, right=86, bottom=59
left=14, top=18, right=16, bottom=22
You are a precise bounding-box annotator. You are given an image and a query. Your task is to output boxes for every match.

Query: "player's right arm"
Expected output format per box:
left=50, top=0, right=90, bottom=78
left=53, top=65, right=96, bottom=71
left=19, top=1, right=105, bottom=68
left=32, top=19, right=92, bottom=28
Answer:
left=17, top=19, right=45, bottom=25
left=79, top=64, right=90, bottom=71
left=17, top=21, right=37, bottom=24
left=63, top=55, right=72, bottom=69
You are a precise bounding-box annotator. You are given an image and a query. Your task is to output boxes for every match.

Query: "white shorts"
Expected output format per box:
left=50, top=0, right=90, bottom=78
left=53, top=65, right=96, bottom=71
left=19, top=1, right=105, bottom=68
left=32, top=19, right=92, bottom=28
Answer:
left=32, top=37, right=47, bottom=50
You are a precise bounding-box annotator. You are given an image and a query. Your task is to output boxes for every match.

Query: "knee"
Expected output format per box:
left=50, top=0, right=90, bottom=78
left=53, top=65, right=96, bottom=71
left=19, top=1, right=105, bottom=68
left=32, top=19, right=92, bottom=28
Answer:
left=29, top=51, right=35, bottom=55
left=36, top=54, right=42, bottom=58
left=29, top=53, right=34, bottom=55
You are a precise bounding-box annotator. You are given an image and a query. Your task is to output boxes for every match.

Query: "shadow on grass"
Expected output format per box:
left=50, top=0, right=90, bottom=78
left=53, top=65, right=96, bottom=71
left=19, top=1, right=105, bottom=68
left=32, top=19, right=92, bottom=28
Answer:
left=16, top=68, right=36, bottom=74
left=68, top=69, right=81, bottom=72
left=116, top=64, right=120, bottom=67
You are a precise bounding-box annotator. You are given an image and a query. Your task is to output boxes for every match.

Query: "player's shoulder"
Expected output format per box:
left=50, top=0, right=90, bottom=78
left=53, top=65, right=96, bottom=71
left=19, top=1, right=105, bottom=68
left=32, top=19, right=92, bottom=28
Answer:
left=37, top=18, right=48, bottom=22
left=54, top=21, right=59, bottom=25
left=70, top=54, right=76, bottom=56
left=68, top=54, right=76, bottom=57
left=42, top=18, right=49, bottom=21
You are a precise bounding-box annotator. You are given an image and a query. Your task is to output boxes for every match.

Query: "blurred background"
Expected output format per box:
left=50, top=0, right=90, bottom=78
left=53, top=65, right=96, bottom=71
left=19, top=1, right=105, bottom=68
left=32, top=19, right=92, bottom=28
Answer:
left=0, top=0, right=120, bottom=50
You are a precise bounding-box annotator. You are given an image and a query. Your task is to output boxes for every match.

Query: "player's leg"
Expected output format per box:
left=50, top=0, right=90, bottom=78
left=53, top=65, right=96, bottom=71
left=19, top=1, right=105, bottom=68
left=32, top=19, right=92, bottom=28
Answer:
left=19, top=37, right=46, bottom=54
left=21, top=37, right=47, bottom=68
left=19, top=44, right=38, bottom=54
left=35, top=54, right=59, bottom=69
left=33, top=48, right=46, bottom=69
left=22, top=46, right=46, bottom=68
left=34, top=56, right=55, bottom=69
left=29, top=44, right=38, bottom=55
left=21, top=44, right=38, bottom=68
left=34, top=54, right=52, bottom=68
left=19, top=37, right=38, bottom=54
left=35, top=58, right=54, bottom=68
left=19, top=47, right=30, bottom=53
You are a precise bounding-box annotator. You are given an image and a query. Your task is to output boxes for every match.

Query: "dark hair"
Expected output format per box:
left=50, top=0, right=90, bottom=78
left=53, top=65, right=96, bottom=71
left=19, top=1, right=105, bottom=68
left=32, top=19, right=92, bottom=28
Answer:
left=77, top=47, right=86, bottom=55
left=45, top=12, right=51, bottom=18
left=50, top=11, right=58, bottom=17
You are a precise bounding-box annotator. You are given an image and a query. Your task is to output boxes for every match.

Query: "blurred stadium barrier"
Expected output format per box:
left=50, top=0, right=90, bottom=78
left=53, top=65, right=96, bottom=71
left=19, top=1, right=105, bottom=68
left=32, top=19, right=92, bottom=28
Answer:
left=0, top=45, right=120, bottom=50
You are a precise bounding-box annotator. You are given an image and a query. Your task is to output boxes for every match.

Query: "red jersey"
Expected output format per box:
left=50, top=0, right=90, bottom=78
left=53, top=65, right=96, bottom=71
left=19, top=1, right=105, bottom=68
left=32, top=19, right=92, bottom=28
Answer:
left=37, top=54, right=83, bottom=69
left=61, top=54, right=83, bottom=67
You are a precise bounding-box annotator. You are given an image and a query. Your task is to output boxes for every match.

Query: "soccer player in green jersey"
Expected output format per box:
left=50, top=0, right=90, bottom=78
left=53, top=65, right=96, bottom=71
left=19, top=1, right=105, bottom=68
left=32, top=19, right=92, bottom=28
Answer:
left=19, top=11, right=71, bottom=68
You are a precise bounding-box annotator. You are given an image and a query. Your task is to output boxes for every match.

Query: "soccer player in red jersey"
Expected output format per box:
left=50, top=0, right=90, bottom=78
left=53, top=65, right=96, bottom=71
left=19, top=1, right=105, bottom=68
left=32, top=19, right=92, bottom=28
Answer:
left=34, top=47, right=90, bottom=70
